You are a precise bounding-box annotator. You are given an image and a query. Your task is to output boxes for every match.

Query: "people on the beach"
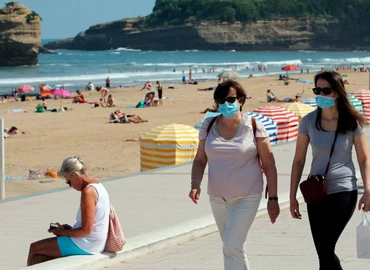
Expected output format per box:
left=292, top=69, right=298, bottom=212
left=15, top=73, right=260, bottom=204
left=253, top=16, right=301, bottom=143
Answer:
left=266, top=89, right=280, bottom=102
left=290, top=71, right=370, bottom=269
left=109, top=110, right=148, bottom=123
left=140, top=81, right=152, bottom=91
left=198, top=86, right=217, bottom=91
left=106, top=77, right=111, bottom=88
left=94, top=98, right=104, bottom=108
left=156, top=80, right=163, bottom=106
left=72, top=90, right=85, bottom=104
left=27, top=156, right=110, bottom=266
left=106, top=94, right=116, bottom=107
left=189, top=80, right=279, bottom=269
left=35, top=97, right=47, bottom=112
left=85, top=82, right=94, bottom=91
left=96, top=86, right=109, bottom=105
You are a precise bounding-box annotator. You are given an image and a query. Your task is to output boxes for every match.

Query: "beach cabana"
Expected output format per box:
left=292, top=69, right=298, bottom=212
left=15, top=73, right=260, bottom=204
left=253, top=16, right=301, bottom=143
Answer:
left=350, top=89, right=370, bottom=124
left=245, top=112, right=278, bottom=145
left=348, top=94, right=363, bottom=114
left=279, top=102, right=315, bottom=120
left=139, top=124, right=199, bottom=171
left=302, top=98, right=317, bottom=108
left=253, top=105, right=299, bottom=142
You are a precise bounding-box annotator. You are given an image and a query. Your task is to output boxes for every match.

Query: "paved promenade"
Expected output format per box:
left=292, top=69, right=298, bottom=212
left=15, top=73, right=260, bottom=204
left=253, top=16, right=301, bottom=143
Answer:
left=104, top=194, right=368, bottom=270
left=0, top=129, right=368, bottom=270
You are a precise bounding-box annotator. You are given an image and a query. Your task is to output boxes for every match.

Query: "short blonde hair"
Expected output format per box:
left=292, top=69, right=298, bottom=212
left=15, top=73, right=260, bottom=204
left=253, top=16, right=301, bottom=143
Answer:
left=59, top=156, right=86, bottom=178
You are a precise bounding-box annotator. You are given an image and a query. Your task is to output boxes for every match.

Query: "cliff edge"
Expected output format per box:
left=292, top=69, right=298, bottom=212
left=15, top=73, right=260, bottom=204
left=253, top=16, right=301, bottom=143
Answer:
left=44, top=17, right=370, bottom=51
left=0, top=2, right=41, bottom=66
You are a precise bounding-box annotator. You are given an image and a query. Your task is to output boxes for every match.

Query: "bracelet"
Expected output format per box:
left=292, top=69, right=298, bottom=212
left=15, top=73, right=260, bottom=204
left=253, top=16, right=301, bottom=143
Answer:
left=268, top=196, right=278, bottom=201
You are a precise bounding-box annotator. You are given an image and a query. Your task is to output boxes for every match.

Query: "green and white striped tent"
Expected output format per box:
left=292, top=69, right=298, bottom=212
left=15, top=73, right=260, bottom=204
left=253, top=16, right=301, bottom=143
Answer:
left=348, top=94, right=363, bottom=114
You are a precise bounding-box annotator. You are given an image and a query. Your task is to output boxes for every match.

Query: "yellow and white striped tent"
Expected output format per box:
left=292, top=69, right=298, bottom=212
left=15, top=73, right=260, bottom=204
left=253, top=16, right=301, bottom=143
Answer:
left=279, top=102, right=315, bottom=120
left=140, top=123, right=199, bottom=171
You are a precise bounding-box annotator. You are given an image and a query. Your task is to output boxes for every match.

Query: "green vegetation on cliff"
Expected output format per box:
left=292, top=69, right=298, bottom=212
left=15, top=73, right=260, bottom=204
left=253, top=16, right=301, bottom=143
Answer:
left=144, top=0, right=370, bottom=27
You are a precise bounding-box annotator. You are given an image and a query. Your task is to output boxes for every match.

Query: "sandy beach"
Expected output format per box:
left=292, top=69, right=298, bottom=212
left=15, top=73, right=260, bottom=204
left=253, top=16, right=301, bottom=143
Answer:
left=2, top=70, right=369, bottom=198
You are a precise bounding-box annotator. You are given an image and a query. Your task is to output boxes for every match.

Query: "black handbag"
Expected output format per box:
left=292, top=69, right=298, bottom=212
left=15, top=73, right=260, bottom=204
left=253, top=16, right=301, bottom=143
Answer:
left=300, top=128, right=339, bottom=203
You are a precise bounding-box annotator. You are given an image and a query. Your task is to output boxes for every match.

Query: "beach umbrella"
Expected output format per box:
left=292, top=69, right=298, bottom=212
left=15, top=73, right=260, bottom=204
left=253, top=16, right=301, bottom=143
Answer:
left=139, top=123, right=199, bottom=171
left=39, top=84, right=53, bottom=97
left=297, top=78, right=313, bottom=84
left=302, top=98, right=317, bottom=108
left=245, top=112, right=278, bottom=145
left=253, top=105, right=299, bottom=142
left=17, top=85, right=34, bottom=93
left=282, top=65, right=299, bottom=71
left=348, top=94, right=363, bottom=114
left=279, top=102, right=315, bottom=120
left=51, top=89, right=74, bottom=109
left=217, top=71, right=239, bottom=79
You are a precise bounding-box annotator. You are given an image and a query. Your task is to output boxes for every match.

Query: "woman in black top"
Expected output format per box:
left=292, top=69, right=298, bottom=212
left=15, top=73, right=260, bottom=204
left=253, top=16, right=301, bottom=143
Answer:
left=156, top=80, right=163, bottom=106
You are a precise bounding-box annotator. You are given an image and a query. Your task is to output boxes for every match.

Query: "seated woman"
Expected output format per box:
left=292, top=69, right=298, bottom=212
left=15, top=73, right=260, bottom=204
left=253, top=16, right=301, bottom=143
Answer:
left=27, top=157, right=110, bottom=266
left=144, top=92, right=155, bottom=107
left=110, top=110, right=148, bottom=123
left=266, top=89, right=280, bottom=102
left=72, top=90, right=85, bottom=103
left=94, top=98, right=104, bottom=108
left=35, top=97, right=48, bottom=112
left=106, top=94, right=116, bottom=107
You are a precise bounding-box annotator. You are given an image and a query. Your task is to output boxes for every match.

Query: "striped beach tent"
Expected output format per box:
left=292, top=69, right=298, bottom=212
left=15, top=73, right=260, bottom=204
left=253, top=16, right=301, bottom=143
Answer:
left=350, top=89, right=370, bottom=124
left=302, top=98, right=317, bottom=108
left=245, top=112, right=278, bottom=145
left=253, top=105, right=299, bottom=142
left=347, top=94, right=363, bottom=114
left=140, top=124, right=199, bottom=171
left=279, top=102, right=315, bottom=120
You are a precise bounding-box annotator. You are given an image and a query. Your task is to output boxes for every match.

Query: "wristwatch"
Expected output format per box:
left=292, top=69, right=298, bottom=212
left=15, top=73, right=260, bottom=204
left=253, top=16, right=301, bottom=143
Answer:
left=268, top=196, right=278, bottom=201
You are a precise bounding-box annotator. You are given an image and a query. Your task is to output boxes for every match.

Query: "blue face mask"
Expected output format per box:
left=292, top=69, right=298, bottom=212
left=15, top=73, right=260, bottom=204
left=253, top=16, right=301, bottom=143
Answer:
left=218, top=101, right=239, bottom=118
left=315, top=95, right=335, bottom=109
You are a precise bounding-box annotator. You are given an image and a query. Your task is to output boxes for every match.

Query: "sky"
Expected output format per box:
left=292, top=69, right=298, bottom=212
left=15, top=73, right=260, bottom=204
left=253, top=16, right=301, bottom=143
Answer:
left=12, top=0, right=156, bottom=39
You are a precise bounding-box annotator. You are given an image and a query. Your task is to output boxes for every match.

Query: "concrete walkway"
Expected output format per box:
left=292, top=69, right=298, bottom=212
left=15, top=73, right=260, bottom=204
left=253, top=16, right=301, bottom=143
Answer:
left=104, top=195, right=369, bottom=270
left=0, top=129, right=368, bottom=270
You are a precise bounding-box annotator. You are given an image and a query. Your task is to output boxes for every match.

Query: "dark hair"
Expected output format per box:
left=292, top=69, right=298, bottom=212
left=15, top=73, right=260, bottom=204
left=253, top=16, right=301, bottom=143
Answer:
left=314, top=71, right=365, bottom=133
left=213, top=80, right=247, bottom=112
left=41, top=97, right=45, bottom=101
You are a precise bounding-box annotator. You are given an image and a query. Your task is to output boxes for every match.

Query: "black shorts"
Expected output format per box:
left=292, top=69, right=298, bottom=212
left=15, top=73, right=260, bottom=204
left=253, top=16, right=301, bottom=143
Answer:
left=158, top=90, right=163, bottom=99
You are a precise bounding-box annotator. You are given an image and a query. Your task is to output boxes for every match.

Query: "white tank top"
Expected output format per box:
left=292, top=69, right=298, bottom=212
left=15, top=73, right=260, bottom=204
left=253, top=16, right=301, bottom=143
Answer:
left=71, top=183, right=110, bottom=254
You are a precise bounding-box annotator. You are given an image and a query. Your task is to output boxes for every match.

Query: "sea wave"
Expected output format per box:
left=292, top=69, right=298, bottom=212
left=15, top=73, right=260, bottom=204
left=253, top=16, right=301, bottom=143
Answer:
left=115, top=47, right=141, bottom=51
left=319, top=57, right=370, bottom=64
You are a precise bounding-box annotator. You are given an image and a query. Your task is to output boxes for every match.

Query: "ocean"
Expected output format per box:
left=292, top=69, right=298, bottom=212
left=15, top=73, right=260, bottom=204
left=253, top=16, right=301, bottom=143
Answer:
left=0, top=39, right=369, bottom=95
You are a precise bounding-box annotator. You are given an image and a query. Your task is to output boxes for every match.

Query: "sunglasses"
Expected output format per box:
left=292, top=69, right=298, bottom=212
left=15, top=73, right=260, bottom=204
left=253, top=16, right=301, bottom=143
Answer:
left=312, top=87, right=332, bottom=95
left=65, top=180, right=71, bottom=187
left=217, top=96, right=238, bottom=104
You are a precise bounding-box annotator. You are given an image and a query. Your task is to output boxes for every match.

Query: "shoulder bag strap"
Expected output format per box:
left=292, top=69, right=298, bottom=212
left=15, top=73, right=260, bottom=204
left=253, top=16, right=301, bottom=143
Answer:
left=206, top=116, right=219, bottom=136
left=324, top=128, right=339, bottom=176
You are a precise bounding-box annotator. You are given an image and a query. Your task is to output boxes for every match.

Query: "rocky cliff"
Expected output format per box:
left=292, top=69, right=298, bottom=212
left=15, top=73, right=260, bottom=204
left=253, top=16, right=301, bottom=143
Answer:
left=0, top=2, right=41, bottom=66
left=44, top=17, right=370, bottom=51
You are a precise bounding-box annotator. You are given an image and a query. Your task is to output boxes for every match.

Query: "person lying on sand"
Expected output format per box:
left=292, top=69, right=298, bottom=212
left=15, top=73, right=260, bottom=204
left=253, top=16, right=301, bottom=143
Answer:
left=94, top=98, right=104, bottom=108
left=109, top=110, right=148, bottom=123
left=200, top=104, right=218, bottom=114
left=266, top=89, right=281, bottom=102
left=198, top=86, right=216, bottom=91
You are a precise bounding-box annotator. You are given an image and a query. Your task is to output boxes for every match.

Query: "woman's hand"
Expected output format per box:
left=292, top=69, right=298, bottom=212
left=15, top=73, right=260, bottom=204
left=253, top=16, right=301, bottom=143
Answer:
left=267, top=200, right=280, bottom=224
left=189, top=186, right=201, bottom=204
left=48, top=222, right=65, bottom=236
left=290, top=198, right=302, bottom=219
left=358, top=192, right=370, bottom=212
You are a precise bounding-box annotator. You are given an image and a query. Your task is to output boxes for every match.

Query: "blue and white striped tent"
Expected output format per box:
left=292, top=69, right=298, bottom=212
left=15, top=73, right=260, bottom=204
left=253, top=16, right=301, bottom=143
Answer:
left=245, top=112, right=278, bottom=145
left=302, top=98, right=317, bottom=108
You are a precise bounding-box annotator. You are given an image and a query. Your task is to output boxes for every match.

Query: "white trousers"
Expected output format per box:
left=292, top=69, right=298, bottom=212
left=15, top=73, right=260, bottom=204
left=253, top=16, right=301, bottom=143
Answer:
left=209, top=193, right=262, bottom=270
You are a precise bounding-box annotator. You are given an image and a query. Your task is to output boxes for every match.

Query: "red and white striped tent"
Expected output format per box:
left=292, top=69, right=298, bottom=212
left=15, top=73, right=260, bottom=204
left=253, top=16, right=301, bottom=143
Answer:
left=253, top=105, right=299, bottom=142
left=350, top=89, right=370, bottom=124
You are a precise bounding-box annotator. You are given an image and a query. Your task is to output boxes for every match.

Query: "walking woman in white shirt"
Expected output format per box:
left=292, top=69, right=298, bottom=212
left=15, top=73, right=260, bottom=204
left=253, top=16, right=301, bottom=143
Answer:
left=27, top=156, right=110, bottom=266
left=189, top=80, right=280, bottom=269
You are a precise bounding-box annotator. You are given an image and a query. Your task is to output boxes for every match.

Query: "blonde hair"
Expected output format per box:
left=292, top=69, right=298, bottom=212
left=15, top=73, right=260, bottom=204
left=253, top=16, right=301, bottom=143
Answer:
left=59, top=156, right=86, bottom=178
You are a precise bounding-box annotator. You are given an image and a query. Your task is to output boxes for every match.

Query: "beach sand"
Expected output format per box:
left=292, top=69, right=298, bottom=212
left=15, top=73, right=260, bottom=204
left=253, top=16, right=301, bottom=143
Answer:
left=2, top=70, right=369, bottom=198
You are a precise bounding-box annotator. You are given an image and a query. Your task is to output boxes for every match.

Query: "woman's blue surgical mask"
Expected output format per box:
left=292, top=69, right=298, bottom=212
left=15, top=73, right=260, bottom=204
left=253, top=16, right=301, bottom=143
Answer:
left=315, top=95, right=336, bottom=109
left=218, top=101, right=239, bottom=118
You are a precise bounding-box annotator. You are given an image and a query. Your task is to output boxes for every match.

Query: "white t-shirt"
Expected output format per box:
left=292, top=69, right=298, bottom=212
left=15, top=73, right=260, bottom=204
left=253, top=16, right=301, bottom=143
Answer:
left=71, top=183, right=110, bottom=254
left=199, top=114, right=268, bottom=197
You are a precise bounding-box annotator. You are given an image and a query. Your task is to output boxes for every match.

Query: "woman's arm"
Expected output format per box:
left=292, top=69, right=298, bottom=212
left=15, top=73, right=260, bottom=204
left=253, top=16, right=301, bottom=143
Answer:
left=257, top=137, right=279, bottom=223
left=290, top=133, right=309, bottom=219
left=54, top=188, right=97, bottom=237
left=189, top=140, right=208, bottom=204
left=354, top=133, right=370, bottom=211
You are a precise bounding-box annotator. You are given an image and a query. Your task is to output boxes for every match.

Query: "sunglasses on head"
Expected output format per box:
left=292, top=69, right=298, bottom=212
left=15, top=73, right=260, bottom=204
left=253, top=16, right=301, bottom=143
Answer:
left=217, top=96, right=238, bottom=104
left=312, top=87, right=332, bottom=95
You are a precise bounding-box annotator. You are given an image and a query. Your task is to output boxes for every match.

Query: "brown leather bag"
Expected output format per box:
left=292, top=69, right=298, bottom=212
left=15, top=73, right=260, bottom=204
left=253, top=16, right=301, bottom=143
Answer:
left=300, top=129, right=339, bottom=203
